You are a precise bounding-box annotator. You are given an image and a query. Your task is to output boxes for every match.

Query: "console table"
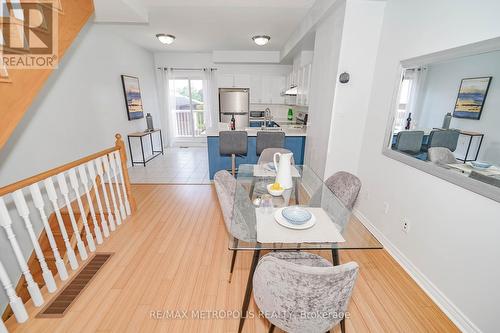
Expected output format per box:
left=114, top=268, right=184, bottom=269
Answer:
left=127, top=129, right=164, bottom=167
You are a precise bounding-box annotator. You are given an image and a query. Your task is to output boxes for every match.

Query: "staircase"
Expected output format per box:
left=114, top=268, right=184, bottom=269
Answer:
left=0, top=0, right=94, bottom=150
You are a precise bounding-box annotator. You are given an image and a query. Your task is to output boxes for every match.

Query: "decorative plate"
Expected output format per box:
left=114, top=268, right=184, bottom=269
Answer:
left=274, top=207, right=316, bottom=230
left=282, top=206, right=312, bottom=224
left=471, top=161, right=492, bottom=170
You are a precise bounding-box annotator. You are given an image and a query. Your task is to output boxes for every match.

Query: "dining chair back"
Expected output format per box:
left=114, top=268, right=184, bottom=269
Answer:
left=470, top=171, right=500, bottom=188
left=395, top=130, right=425, bottom=154
left=256, top=131, right=285, bottom=155
left=220, top=131, right=248, bottom=176
left=325, top=171, right=362, bottom=210
left=253, top=252, right=359, bottom=333
left=257, top=148, right=295, bottom=165
left=428, top=147, right=458, bottom=165
left=427, top=129, right=460, bottom=152
left=214, top=170, right=256, bottom=281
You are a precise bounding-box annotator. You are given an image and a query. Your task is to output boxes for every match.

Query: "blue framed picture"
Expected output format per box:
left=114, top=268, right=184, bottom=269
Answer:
left=121, top=75, right=144, bottom=120
left=453, top=76, right=492, bottom=120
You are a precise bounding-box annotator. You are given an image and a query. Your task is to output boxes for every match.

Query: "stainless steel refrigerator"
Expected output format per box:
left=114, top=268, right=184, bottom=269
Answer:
left=219, top=88, right=249, bottom=129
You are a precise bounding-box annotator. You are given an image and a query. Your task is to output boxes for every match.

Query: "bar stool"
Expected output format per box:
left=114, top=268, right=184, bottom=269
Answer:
left=256, top=131, right=285, bottom=156
left=219, top=131, right=248, bottom=176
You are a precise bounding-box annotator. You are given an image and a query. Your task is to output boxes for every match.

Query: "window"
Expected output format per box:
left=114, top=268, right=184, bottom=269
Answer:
left=170, top=78, right=206, bottom=138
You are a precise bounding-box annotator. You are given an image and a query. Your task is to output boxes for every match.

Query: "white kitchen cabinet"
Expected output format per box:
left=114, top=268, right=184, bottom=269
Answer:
left=271, top=76, right=285, bottom=104
left=217, top=74, right=235, bottom=88
left=234, top=74, right=250, bottom=88
left=249, top=75, right=262, bottom=103
left=261, top=76, right=273, bottom=104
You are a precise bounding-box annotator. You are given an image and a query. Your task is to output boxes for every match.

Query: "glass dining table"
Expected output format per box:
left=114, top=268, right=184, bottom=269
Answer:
left=230, top=164, right=383, bottom=333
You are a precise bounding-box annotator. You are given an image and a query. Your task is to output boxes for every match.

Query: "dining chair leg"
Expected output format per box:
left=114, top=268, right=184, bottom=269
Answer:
left=229, top=249, right=238, bottom=283
left=269, top=324, right=275, bottom=333
left=238, top=249, right=261, bottom=333
left=331, top=249, right=340, bottom=266
left=340, top=317, right=346, bottom=333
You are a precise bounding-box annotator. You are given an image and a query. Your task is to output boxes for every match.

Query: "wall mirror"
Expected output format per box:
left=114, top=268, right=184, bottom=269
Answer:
left=383, top=37, right=500, bottom=203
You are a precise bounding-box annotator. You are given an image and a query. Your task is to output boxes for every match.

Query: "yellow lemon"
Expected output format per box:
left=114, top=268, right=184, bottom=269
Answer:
left=271, top=182, right=283, bottom=190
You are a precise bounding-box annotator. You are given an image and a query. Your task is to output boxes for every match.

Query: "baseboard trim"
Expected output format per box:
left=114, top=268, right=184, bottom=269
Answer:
left=353, top=209, right=481, bottom=333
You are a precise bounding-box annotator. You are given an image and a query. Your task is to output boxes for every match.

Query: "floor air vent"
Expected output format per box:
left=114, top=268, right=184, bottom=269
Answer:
left=37, top=253, right=113, bottom=318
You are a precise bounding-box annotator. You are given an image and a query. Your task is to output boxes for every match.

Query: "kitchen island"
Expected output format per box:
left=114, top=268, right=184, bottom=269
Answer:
left=206, top=126, right=307, bottom=179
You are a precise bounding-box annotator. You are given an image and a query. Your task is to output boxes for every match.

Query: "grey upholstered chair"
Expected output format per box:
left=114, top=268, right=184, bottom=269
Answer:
left=325, top=171, right=362, bottom=210
left=426, top=129, right=460, bottom=152
left=214, top=170, right=256, bottom=281
left=253, top=252, right=359, bottom=333
left=428, top=147, right=458, bottom=165
left=219, top=131, right=248, bottom=176
left=257, top=148, right=295, bottom=165
left=394, top=130, right=425, bottom=155
left=256, top=131, right=285, bottom=155
left=470, top=171, right=500, bottom=188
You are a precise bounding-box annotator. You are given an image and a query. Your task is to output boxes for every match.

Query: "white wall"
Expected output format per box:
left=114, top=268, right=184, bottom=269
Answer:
left=0, top=22, right=160, bottom=314
left=417, top=51, right=500, bottom=164
left=304, top=1, right=346, bottom=178
left=352, top=0, right=500, bottom=331
left=323, top=0, right=385, bottom=177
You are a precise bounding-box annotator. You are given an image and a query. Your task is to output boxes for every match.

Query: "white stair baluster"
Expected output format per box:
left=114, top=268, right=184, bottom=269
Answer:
left=0, top=260, right=28, bottom=323
left=113, top=151, right=131, bottom=215
left=0, top=198, right=44, bottom=307
left=86, top=161, right=110, bottom=237
left=12, top=190, right=57, bottom=293
left=101, top=156, right=122, bottom=226
left=29, top=183, right=68, bottom=281
left=94, top=158, right=116, bottom=231
left=44, top=178, right=79, bottom=270
left=108, top=153, right=126, bottom=220
left=56, top=173, right=88, bottom=261
left=77, top=165, right=103, bottom=244
left=68, top=169, right=96, bottom=252
left=0, top=318, right=8, bottom=333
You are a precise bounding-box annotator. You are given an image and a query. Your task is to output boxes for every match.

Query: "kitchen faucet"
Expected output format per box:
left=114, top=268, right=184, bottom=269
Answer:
left=264, top=108, right=272, bottom=127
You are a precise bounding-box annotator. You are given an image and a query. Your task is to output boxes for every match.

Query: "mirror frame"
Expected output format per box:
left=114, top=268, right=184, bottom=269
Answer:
left=382, top=36, right=500, bottom=203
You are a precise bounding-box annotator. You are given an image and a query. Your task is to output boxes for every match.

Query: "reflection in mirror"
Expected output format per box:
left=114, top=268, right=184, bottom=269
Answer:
left=389, top=49, right=500, bottom=189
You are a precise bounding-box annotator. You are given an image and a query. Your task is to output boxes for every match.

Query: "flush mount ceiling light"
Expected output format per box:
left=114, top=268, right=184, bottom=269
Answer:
left=252, top=35, right=271, bottom=46
left=156, top=33, right=176, bottom=45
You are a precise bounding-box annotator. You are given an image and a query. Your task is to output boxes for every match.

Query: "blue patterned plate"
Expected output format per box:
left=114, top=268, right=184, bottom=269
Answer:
left=282, top=206, right=312, bottom=225
left=471, top=161, right=492, bottom=170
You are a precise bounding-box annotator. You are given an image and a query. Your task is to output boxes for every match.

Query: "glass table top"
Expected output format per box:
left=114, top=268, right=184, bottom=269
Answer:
left=229, top=164, right=383, bottom=251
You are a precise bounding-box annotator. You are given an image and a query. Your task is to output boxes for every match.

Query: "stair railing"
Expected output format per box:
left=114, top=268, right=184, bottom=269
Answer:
left=0, top=134, right=135, bottom=328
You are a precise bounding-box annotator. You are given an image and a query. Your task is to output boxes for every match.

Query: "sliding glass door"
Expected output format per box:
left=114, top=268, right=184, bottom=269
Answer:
left=171, top=78, right=206, bottom=138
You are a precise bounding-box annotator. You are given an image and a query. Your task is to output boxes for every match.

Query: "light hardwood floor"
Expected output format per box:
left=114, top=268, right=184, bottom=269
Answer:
left=5, top=184, right=459, bottom=332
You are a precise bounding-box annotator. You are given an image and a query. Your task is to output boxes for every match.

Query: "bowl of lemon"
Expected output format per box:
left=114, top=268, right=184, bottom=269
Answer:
left=267, top=182, right=285, bottom=196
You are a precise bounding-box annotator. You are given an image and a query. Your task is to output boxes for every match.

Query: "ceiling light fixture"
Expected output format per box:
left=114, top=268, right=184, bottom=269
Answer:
left=252, top=35, right=271, bottom=46
left=156, top=33, right=176, bottom=45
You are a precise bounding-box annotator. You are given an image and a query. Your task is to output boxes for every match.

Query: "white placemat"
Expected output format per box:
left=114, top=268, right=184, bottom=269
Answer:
left=256, top=207, right=345, bottom=244
left=253, top=164, right=301, bottom=178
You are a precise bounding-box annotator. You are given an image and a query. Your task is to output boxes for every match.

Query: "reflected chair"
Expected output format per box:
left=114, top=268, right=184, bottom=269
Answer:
left=256, top=131, right=285, bottom=156
left=394, top=130, right=425, bottom=155
left=253, top=252, right=359, bottom=333
left=428, top=147, right=458, bottom=165
left=470, top=171, right=500, bottom=188
left=257, top=148, right=295, bottom=165
left=426, top=129, right=460, bottom=152
left=219, top=131, right=248, bottom=176
left=325, top=171, right=362, bottom=210
left=213, top=170, right=256, bottom=282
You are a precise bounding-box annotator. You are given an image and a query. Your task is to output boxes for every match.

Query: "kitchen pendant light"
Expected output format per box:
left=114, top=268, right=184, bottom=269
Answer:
left=252, top=35, right=271, bottom=46
left=156, top=34, right=176, bottom=45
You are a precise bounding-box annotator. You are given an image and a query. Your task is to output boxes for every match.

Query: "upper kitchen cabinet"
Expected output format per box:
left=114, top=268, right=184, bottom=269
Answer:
left=249, top=74, right=286, bottom=104
left=216, top=73, right=251, bottom=88
left=285, top=50, right=314, bottom=107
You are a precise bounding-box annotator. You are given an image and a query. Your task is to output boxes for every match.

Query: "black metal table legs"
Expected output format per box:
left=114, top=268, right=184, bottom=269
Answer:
left=238, top=249, right=261, bottom=333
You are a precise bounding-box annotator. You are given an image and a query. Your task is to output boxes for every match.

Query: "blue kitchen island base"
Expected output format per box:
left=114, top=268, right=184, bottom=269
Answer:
left=207, top=136, right=306, bottom=179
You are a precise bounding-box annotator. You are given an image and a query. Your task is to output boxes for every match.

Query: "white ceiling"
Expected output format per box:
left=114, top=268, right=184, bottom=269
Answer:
left=93, top=0, right=316, bottom=52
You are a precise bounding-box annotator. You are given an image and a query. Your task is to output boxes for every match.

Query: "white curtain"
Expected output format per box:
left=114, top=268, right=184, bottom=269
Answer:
left=405, top=67, right=428, bottom=129
left=159, top=68, right=176, bottom=147
left=203, top=68, right=218, bottom=130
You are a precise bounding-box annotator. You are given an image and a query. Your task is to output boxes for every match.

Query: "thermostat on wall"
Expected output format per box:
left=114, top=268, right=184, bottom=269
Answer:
left=339, top=72, right=350, bottom=84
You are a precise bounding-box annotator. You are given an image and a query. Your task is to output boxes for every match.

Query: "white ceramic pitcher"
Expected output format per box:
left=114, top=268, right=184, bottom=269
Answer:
left=273, top=152, right=294, bottom=189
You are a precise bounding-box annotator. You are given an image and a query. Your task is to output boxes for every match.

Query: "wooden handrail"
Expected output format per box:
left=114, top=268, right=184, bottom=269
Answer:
left=0, top=134, right=130, bottom=199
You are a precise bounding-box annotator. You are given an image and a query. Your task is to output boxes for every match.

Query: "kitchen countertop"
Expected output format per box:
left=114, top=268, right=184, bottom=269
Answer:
left=205, top=124, right=307, bottom=137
